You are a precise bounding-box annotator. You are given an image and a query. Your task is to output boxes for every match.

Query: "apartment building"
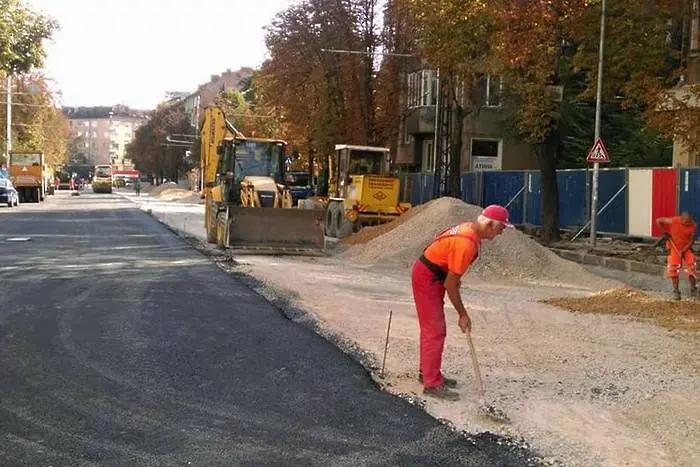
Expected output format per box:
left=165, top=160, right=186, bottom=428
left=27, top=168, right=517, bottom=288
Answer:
left=395, top=68, right=537, bottom=174
left=63, top=106, right=149, bottom=167
left=180, top=68, right=254, bottom=130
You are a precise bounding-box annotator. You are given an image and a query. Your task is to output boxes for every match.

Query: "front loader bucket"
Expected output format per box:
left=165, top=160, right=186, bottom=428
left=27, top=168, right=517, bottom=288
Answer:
left=226, top=206, right=326, bottom=255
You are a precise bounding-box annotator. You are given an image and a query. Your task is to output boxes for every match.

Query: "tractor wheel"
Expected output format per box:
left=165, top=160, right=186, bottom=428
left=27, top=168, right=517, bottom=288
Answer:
left=324, top=202, right=338, bottom=238
left=206, top=205, right=218, bottom=244
left=335, top=205, right=354, bottom=239
left=216, top=212, right=228, bottom=248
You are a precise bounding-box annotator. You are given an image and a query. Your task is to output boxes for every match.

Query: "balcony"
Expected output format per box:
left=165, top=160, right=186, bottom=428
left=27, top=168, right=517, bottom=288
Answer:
left=405, top=106, right=436, bottom=135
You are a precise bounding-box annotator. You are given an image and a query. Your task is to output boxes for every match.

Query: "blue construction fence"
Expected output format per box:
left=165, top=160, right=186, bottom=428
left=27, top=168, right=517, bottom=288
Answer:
left=399, top=168, right=639, bottom=235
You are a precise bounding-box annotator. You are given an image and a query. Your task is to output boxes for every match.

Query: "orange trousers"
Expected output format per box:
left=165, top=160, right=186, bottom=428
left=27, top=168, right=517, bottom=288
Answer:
left=667, top=247, right=696, bottom=279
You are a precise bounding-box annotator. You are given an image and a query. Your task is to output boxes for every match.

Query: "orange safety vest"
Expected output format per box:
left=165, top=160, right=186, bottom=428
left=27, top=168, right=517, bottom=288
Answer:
left=427, top=222, right=481, bottom=260
left=419, top=222, right=481, bottom=281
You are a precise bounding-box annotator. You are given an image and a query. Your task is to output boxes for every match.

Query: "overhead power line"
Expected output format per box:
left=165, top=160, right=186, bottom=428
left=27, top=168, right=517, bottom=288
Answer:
left=320, top=48, right=416, bottom=58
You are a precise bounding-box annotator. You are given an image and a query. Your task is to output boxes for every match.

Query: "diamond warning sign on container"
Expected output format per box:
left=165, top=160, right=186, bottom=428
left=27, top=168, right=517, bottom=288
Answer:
left=586, top=138, right=610, bottom=163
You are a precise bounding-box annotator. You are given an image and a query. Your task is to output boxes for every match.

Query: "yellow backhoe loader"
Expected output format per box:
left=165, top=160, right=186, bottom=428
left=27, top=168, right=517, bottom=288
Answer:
left=301, top=145, right=412, bottom=239
left=200, top=106, right=324, bottom=254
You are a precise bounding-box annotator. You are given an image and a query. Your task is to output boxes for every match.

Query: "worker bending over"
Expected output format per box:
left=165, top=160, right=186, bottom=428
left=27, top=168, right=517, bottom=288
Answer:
left=657, top=212, right=697, bottom=300
left=411, top=205, right=511, bottom=401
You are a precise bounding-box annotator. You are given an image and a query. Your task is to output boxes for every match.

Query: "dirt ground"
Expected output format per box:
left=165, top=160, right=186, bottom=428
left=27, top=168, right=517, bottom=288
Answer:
left=546, top=288, right=700, bottom=333
left=128, top=194, right=699, bottom=467
left=232, top=255, right=700, bottom=467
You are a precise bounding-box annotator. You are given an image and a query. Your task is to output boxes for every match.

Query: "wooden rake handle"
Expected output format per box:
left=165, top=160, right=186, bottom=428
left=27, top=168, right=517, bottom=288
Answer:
left=465, top=331, right=485, bottom=403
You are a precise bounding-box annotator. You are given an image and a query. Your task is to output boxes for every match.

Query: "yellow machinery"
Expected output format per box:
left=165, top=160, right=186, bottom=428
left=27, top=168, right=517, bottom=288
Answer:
left=200, top=106, right=324, bottom=253
left=305, top=145, right=411, bottom=239
left=8, top=151, right=49, bottom=202
left=92, top=165, right=113, bottom=193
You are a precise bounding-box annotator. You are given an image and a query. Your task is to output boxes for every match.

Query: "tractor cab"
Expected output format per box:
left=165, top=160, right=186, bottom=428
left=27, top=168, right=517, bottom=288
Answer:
left=215, top=136, right=287, bottom=206
left=329, top=145, right=390, bottom=198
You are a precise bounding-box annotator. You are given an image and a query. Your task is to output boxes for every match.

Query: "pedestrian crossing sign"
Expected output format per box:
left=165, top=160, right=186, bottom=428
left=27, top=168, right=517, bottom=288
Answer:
left=586, top=138, right=610, bottom=163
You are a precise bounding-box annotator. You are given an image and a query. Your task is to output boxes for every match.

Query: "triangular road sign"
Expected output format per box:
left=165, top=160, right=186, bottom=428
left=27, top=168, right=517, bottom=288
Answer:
left=586, top=138, right=610, bottom=163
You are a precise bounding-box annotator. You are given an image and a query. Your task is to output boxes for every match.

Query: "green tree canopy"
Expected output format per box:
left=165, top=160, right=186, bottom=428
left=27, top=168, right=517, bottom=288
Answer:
left=0, top=0, right=58, bottom=75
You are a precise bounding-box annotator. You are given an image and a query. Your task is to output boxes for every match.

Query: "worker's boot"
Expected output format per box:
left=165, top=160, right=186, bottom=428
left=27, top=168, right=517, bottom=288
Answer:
left=423, top=385, right=460, bottom=401
left=419, top=372, right=457, bottom=388
left=673, top=289, right=681, bottom=301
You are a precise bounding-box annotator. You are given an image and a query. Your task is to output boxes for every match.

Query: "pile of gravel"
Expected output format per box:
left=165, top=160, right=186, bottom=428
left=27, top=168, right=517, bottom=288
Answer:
left=149, top=182, right=179, bottom=197
left=342, top=202, right=431, bottom=245
left=341, top=197, right=614, bottom=287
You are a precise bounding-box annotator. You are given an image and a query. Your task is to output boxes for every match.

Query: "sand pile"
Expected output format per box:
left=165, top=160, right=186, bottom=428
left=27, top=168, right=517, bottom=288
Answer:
left=155, top=188, right=193, bottom=201
left=341, top=197, right=615, bottom=288
left=546, top=287, right=700, bottom=332
left=175, top=192, right=204, bottom=204
left=149, top=182, right=179, bottom=197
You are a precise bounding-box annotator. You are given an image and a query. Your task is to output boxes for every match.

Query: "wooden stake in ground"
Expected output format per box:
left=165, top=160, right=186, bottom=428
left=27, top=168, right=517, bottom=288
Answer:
left=380, top=310, right=393, bottom=378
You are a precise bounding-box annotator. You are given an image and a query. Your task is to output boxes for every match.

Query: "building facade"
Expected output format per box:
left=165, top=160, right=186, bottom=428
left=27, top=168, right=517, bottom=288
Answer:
left=181, top=68, right=254, bottom=130
left=395, top=68, right=538, bottom=174
left=63, top=106, right=149, bottom=167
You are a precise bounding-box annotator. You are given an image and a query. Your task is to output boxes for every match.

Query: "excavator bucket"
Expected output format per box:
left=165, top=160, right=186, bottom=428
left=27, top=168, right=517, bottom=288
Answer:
left=225, top=206, right=326, bottom=255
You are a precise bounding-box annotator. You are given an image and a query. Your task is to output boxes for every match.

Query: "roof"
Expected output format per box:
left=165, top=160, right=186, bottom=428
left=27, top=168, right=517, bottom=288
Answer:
left=334, top=144, right=390, bottom=153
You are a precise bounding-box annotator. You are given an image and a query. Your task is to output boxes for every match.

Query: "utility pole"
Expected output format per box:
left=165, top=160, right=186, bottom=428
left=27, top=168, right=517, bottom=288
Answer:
left=5, top=75, right=12, bottom=160
left=589, top=0, right=606, bottom=247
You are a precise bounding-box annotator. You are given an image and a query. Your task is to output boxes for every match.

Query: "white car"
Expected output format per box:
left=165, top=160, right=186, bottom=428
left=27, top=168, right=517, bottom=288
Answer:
left=0, top=178, right=20, bottom=208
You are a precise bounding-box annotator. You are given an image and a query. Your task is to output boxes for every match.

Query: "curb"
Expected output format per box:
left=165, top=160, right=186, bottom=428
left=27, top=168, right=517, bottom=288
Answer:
left=550, top=248, right=665, bottom=276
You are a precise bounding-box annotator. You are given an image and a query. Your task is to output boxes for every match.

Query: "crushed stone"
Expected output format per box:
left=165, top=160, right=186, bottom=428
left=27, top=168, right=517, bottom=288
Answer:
left=149, top=182, right=179, bottom=197
left=342, top=202, right=431, bottom=245
left=545, top=287, right=700, bottom=332
left=341, top=197, right=618, bottom=289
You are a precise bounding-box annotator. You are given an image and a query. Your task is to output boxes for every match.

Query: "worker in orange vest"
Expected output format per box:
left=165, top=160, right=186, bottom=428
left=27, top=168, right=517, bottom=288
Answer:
left=412, top=204, right=512, bottom=401
left=656, top=211, right=697, bottom=300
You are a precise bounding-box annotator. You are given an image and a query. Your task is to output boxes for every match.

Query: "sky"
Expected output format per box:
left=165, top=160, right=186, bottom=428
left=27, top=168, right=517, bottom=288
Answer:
left=26, top=0, right=298, bottom=110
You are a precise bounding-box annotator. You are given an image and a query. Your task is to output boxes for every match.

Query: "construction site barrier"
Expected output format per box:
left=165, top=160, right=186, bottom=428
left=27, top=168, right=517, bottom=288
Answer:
left=399, top=166, right=700, bottom=238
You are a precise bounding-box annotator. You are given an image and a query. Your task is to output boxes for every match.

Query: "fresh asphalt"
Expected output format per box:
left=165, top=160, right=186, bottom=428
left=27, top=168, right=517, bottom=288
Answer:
left=0, top=191, right=540, bottom=466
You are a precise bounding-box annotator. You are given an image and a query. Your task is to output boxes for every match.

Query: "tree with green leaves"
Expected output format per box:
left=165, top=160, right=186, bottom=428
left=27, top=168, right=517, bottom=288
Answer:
left=0, top=0, right=58, bottom=75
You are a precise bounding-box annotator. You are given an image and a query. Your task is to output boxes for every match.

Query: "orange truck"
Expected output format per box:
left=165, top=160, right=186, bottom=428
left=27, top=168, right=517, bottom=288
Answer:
left=8, top=151, right=49, bottom=203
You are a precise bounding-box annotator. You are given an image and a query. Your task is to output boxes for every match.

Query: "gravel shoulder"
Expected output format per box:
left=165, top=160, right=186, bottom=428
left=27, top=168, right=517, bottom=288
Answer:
left=123, top=192, right=700, bottom=466
left=236, top=256, right=700, bottom=467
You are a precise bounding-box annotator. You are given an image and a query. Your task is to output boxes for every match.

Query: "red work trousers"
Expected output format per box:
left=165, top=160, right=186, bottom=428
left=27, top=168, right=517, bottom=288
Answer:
left=411, top=259, right=447, bottom=389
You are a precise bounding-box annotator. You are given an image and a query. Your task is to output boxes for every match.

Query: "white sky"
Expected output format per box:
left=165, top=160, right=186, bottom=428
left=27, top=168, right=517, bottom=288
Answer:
left=26, top=0, right=298, bottom=109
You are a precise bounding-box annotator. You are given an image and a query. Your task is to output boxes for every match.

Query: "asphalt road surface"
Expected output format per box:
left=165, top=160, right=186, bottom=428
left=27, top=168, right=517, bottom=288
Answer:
left=0, top=191, right=539, bottom=466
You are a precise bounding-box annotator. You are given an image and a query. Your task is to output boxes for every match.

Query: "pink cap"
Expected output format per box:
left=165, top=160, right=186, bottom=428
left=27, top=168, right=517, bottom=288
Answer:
left=482, top=204, right=513, bottom=228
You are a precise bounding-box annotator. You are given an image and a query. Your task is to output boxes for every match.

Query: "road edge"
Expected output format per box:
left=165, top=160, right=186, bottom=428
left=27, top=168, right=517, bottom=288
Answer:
left=127, top=194, right=549, bottom=465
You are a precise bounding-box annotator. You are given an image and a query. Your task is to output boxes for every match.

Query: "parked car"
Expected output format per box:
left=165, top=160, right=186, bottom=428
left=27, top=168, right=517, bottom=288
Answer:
left=0, top=178, right=20, bottom=207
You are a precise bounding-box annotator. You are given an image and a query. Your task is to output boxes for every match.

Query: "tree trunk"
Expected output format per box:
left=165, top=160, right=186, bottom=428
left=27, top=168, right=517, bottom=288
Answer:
left=538, top=133, right=561, bottom=245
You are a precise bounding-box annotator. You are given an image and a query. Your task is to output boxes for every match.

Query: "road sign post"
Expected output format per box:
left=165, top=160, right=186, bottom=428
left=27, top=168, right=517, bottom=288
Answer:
left=587, top=137, right=610, bottom=246
left=589, top=0, right=607, bottom=247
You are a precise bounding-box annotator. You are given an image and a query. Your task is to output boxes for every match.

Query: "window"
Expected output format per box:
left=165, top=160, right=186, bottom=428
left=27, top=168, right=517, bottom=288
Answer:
left=407, top=69, right=437, bottom=108
left=478, top=75, right=503, bottom=107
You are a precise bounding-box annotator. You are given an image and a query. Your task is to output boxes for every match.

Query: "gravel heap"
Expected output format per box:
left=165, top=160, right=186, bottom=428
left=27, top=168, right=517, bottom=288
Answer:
left=342, top=203, right=431, bottom=245
left=149, top=182, right=179, bottom=197
left=341, top=197, right=614, bottom=287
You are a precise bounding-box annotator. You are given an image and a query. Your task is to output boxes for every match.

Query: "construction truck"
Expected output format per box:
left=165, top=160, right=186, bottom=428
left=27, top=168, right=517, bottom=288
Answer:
left=8, top=151, right=49, bottom=202
left=304, top=144, right=411, bottom=239
left=200, top=106, right=324, bottom=253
